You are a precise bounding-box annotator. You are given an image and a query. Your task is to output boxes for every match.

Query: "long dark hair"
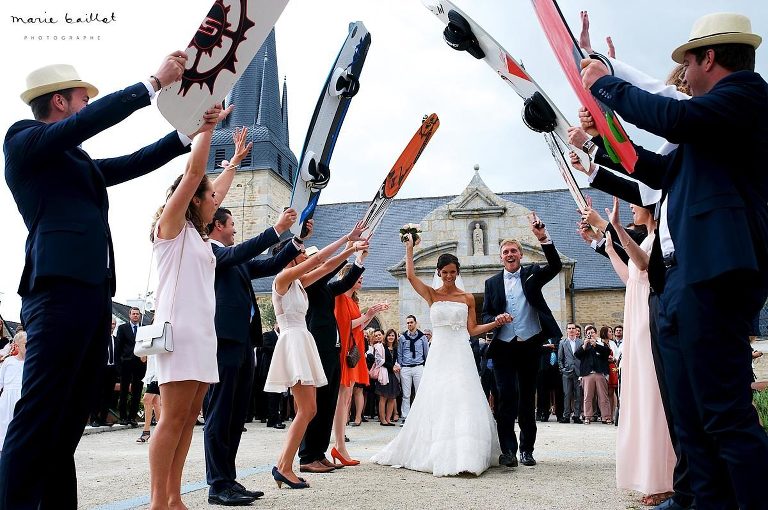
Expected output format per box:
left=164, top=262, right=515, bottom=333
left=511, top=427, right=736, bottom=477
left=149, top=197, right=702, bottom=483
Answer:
left=436, top=253, right=460, bottom=273
left=384, top=328, right=399, bottom=350
left=150, top=174, right=211, bottom=241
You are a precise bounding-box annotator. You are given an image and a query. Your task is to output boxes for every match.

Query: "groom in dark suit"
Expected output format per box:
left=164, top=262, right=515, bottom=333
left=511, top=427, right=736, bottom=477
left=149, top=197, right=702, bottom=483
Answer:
left=482, top=213, right=562, bottom=468
left=0, top=53, right=213, bottom=508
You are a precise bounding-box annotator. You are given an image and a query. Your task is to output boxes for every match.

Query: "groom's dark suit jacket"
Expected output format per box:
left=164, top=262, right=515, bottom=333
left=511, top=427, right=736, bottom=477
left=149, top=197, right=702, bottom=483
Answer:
left=482, top=243, right=563, bottom=354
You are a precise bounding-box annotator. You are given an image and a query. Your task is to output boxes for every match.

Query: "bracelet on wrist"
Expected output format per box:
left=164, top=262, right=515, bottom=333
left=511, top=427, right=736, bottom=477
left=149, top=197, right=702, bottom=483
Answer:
left=293, top=235, right=304, bottom=244
left=150, top=75, right=162, bottom=90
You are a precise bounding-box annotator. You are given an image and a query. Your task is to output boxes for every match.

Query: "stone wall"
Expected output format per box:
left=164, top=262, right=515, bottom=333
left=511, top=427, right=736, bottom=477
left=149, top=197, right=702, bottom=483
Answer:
left=217, top=169, right=291, bottom=243
left=357, top=289, right=400, bottom=332
left=566, top=288, right=626, bottom=329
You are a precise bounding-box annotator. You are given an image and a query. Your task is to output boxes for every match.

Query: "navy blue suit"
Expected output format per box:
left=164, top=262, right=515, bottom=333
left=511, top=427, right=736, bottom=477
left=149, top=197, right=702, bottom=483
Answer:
left=1, top=82, right=190, bottom=509
left=482, top=242, right=562, bottom=457
left=204, top=230, right=300, bottom=494
left=592, top=71, right=768, bottom=509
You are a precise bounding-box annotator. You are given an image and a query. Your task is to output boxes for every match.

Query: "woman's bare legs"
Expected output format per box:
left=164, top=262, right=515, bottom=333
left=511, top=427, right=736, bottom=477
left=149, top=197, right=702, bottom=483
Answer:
left=143, top=394, right=160, bottom=433
left=167, top=383, right=209, bottom=510
left=332, top=384, right=354, bottom=458
left=352, top=386, right=365, bottom=424
left=148, top=381, right=206, bottom=510
left=276, top=384, right=317, bottom=484
left=378, top=395, right=388, bottom=424
left=386, top=398, right=396, bottom=423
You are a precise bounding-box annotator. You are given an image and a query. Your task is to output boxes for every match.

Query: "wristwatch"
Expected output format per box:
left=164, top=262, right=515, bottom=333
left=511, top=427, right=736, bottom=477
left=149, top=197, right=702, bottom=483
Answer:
left=582, top=138, right=597, bottom=156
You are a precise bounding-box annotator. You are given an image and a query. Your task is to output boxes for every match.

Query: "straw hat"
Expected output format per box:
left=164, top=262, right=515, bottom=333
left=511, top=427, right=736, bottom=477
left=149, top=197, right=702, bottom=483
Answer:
left=20, top=64, right=99, bottom=104
left=672, top=13, right=762, bottom=63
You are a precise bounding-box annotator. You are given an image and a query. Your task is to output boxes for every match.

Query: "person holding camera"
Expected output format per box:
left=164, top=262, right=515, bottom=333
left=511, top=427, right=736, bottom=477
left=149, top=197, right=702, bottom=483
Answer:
left=574, top=325, right=612, bottom=424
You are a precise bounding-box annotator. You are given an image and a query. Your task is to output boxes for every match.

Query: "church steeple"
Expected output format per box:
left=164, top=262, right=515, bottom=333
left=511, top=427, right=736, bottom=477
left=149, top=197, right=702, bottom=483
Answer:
left=281, top=76, right=289, bottom=146
left=207, top=28, right=297, bottom=184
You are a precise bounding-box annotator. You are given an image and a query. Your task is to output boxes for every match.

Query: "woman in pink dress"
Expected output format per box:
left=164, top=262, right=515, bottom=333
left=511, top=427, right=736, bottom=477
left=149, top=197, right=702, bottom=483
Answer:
left=147, top=106, right=286, bottom=509
left=603, top=197, right=676, bottom=504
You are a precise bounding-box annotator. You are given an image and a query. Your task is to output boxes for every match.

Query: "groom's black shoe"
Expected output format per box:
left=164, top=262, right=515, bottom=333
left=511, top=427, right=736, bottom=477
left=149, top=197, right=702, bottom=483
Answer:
left=520, top=452, right=537, bottom=466
left=499, top=453, right=518, bottom=467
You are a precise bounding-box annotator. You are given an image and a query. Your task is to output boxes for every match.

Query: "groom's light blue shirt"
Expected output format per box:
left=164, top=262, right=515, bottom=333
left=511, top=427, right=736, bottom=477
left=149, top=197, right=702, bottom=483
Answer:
left=497, top=269, right=541, bottom=342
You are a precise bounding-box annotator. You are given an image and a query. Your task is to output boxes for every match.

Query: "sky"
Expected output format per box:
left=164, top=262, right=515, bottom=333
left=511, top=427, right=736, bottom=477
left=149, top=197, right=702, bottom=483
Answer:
left=1, top=0, right=766, bottom=321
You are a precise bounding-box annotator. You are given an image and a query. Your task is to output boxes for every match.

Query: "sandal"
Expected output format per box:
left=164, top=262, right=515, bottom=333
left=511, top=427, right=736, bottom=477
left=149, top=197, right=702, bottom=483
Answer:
left=136, top=431, right=151, bottom=443
left=641, top=492, right=674, bottom=506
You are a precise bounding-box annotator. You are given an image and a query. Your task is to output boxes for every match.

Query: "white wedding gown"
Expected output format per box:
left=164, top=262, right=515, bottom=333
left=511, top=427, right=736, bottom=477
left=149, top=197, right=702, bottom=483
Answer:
left=371, top=301, right=500, bottom=476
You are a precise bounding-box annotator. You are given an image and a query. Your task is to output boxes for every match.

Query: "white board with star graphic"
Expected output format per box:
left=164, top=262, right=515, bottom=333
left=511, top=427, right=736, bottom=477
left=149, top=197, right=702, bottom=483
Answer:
left=158, top=0, right=289, bottom=135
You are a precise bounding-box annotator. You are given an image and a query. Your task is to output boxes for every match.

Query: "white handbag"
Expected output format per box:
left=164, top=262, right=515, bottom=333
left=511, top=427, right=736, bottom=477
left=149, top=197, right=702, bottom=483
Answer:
left=133, top=227, right=186, bottom=357
left=134, top=321, right=174, bottom=356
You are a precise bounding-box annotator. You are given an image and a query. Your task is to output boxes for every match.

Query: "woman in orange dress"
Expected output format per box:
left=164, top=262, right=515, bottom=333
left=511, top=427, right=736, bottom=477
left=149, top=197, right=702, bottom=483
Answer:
left=331, top=254, right=389, bottom=466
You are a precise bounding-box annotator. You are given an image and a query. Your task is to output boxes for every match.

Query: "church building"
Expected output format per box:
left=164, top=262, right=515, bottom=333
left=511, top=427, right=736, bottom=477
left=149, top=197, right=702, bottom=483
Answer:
left=206, top=30, right=631, bottom=334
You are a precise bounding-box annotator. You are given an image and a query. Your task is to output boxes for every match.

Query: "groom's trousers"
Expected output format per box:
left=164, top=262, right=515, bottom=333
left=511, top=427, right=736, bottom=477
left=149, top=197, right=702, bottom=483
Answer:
left=491, top=335, right=541, bottom=456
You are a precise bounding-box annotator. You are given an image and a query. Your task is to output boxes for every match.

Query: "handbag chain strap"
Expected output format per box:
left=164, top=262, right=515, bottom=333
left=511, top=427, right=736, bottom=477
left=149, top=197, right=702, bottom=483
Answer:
left=143, top=224, right=187, bottom=321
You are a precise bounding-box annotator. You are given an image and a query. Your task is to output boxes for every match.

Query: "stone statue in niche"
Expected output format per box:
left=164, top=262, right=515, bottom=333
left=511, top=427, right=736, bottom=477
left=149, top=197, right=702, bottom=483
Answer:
left=473, top=223, right=484, bottom=255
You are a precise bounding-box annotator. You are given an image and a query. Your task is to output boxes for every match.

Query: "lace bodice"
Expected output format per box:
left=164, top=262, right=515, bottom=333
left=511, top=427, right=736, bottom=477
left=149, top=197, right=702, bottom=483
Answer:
left=430, top=301, right=469, bottom=333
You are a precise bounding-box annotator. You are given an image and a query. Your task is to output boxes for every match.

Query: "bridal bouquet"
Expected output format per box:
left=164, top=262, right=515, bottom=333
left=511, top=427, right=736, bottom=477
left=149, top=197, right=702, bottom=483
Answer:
left=400, top=223, right=422, bottom=245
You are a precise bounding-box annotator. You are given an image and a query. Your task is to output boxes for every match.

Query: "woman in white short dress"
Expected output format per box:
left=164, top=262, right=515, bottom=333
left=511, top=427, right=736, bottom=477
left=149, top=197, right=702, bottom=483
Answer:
left=265, top=221, right=367, bottom=490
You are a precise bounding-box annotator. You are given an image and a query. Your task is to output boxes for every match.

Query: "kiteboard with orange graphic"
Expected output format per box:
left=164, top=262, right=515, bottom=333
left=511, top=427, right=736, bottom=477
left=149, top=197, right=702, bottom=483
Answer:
left=360, top=114, right=440, bottom=240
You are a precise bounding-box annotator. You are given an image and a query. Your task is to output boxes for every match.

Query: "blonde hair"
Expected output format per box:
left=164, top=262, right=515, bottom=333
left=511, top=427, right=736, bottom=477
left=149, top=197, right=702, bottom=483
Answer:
left=499, top=238, right=523, bottom=252
left=150, top=174, right=212, bottom=242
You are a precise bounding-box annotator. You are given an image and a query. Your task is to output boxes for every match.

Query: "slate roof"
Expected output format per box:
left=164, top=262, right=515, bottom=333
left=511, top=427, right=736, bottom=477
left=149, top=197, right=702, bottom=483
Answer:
left=252, top=186, right=623, bottom=293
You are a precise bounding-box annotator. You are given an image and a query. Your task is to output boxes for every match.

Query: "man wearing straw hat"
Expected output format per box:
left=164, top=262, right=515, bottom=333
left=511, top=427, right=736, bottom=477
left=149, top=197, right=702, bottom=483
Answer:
left=581, top=13, right=768, bottom=510
left=0, top=53, right=221, bottom=509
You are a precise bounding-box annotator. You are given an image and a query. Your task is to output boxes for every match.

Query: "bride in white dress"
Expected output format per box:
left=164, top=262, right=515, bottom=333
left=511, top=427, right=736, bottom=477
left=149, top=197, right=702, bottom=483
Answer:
left=371, top=235, right=502, bottom=476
